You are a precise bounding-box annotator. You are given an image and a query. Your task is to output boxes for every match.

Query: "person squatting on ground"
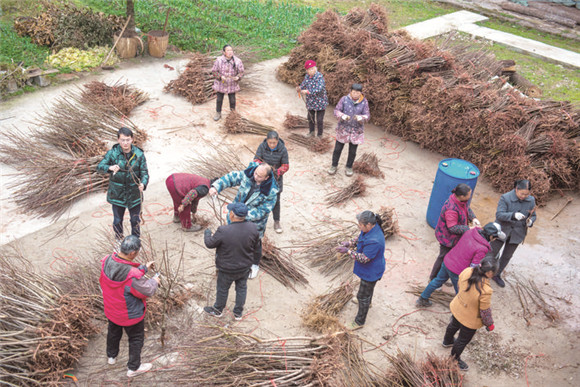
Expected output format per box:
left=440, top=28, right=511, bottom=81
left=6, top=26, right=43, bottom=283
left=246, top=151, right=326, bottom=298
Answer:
left=336, top=211, right=386, bottom=328
left=203, top=203, right=260, bottom=320
left=97, top=127, right=149, bottom=240
left=430, top=184, right=480, bottom=282
left=328, top=83, right=370, bottom=177
left=416, top=223, right=505, bottom=307
left=209, top=162, right=278, bottom=279
left=297, top=60, right=329, bottom=137
left=212, top=44, right=244, bottom=121
left=253, top=130, right=289, bottom=234
left=443, top=255, right=498, bottom=371
left=99, top=235, right=159, bottom=378
left=165, top=173, right=211, bottom=232
left=491, top=179, right=537, bottom=288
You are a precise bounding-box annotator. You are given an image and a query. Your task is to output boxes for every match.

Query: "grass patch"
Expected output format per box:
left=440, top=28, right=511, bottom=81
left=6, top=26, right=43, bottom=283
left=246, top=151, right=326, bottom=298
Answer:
left=78, top=0, right=322, bottom=60
left=478, top=19, right=580, bottom=53
left=0, top=20, right=49, bottom=68
left=297, top=0, right=456, bottom=29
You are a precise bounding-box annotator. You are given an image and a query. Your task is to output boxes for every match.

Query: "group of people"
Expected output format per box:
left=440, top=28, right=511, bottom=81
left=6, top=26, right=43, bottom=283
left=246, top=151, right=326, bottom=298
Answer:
left=95, top=44, right=538, bottom=377
left=413, top=180, right=537, bottom=370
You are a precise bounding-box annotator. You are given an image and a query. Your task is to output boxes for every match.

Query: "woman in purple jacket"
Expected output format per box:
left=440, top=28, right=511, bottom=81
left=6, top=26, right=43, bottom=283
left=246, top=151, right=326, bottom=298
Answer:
left=328, top=83, right=370, bottom=177
left=430, top=184, right=480, bottom=281
left=297, top=60, right=328, bottom=137
left=416, top=222, right=505, bottom=307
left=212, top=45, right=244, bottom=121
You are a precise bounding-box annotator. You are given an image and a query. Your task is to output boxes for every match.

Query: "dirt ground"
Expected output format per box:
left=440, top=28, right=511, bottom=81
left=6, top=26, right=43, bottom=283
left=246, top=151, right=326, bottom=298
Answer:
left=1, top=55, right=579, bottom=386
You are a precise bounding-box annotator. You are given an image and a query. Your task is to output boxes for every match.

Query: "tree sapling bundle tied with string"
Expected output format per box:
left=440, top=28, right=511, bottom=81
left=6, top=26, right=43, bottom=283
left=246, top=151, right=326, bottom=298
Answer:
left=325, top=176, right=367, bottom=207
left=261, top=236, right=308, bottom=290
left=302, top=280, right=355, bottom=333
left=277, top=5, right=580, bottom=201
left=224, top=110, right=276, bottom=136
left=376, top=205, right=399, bottom=239
left=80, top=80, right=149, bottom=117
left=163, top=52, right=215, bottom=104
left=287, top=132, right=333, bottom=153
left=283, top=112, right=332, bottom=131
left=352, top=152, right=384, bottom=178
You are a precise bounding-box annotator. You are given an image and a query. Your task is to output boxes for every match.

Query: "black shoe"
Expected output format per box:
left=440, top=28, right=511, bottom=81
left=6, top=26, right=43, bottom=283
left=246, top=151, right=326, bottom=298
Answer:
left=442, top=340, right=455, bottom=348
left=415, top=297, right=432, bottom=308
left=493, top=275, right=505, bottom=288
left=457, top=359, right=469, bottom=371
left=203, top=306, right=222, bottom=318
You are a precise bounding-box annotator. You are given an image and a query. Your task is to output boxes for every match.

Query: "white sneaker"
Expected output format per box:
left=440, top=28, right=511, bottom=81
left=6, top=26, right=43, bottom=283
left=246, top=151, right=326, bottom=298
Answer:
left=127, top=363, right=152, bottom=378
left=108, top=357, right=116, bottom=365
left=249, top=264, right=259, bottom=279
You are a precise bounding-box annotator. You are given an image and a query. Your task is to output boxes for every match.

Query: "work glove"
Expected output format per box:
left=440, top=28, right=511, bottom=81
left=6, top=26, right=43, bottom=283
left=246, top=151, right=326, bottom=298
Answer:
left=336, top=246, right=348, bottom=254
left=355, top=115, right=363, bottom=122
left=341, top=114, right=350, bottom=121
left=514, top=212, right=526, bottom=221
left=472, top=218, right=481, bottom=227
left=486, top=324, right=495, bottom=332
left=339, top=241, right=351, bottom=248
left=526, top=219, right=533, bottom=227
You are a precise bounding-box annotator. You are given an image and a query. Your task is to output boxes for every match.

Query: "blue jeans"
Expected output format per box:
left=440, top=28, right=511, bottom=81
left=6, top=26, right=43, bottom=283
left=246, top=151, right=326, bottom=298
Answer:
left=420, top=262, right=459, bottom=300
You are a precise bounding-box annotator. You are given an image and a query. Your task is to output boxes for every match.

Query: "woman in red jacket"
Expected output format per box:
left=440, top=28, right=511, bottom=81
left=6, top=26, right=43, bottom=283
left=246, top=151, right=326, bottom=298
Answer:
left=165, top=173, right=211, bottom=232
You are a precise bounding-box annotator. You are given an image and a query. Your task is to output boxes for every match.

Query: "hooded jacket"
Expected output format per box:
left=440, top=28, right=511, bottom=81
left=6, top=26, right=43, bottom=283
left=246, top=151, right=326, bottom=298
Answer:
left=97, top=144, right=149, bottom=209
left=99, top=253, right=158, bottom=326
left=254, top=138, right=289, bottom=191
left=444, top=228, right=491, bottom=275
left=435, top=194, right=476, bottom=248
left=212, top=162, right=278, bottom=238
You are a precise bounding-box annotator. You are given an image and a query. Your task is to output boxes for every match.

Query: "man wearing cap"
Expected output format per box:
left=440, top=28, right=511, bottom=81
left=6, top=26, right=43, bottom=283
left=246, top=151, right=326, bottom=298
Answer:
left=297, top=60, right=329, bottom=137
left=329, top=83, right=370, bottom=176
left=416, top=222, right=506, bottom=307
left=203, top=203, right=259, bottom=320
left=208, top=162, right=278, bottom=279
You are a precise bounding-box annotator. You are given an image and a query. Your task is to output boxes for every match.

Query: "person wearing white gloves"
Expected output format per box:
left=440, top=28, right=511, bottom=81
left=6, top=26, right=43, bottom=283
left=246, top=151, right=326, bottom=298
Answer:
left=491, top=179, right=537, bottom=287
left=328, top=83, right=370, bottom=176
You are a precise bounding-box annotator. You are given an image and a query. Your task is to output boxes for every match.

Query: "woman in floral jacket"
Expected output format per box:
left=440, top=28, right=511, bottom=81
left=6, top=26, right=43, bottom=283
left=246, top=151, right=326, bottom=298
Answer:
left=212, top=44, right=244, bottom=121
left=297, top=60, right=328, bottom=137
left=329, top=84, right=370, bottom=177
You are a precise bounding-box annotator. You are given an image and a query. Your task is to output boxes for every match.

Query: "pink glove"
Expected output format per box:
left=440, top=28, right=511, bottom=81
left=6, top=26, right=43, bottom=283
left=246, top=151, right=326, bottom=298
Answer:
left=486, top=324, right=495, bottom=332
left=336, top=246, right=348, bottom=254
left=339, top=241, right=350, bottom=248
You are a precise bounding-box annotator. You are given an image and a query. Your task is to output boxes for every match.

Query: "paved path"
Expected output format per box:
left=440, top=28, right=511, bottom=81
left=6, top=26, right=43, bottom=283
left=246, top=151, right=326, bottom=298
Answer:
left=402, top=10, right=580, bottom=68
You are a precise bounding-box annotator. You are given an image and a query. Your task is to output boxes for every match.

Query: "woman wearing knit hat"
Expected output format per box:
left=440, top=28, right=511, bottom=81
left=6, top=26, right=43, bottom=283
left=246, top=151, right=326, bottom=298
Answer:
left=296, top=60, right=329, bottom=137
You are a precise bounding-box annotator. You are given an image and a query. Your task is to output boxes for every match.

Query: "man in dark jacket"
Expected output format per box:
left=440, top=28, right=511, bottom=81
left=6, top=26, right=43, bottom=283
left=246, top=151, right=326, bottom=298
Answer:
left=97, top=127, right=149, bottom=240
left=203, top=203, right=259, bottom=320
left=99, top=235, right=159, bottom=378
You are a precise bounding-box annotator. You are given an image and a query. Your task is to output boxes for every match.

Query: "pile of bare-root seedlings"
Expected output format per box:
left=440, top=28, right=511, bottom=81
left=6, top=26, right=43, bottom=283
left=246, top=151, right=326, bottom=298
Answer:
left=0, top=81, right=148, bottom=219
left=163, top=52, right=215, bottom=104
left=283, top=112, right=332, bottom=132
left=352, top=152, right=384, bottom=178
left=224, top=110, right=276, bottom=136
left=278, top=5, right=580, bottom=201
left=302, top=280, right=355, bottom=333
left=80, top=79, right=149, bottom=117
left=325, top=176, right=367, bottom=206
left=261, top=236, right=309, bottom=290
left=406, top=284, right=454, bottom=307
left=508, top=273, right=565, bottom=326
left=287, top=133, right=333, bottom=153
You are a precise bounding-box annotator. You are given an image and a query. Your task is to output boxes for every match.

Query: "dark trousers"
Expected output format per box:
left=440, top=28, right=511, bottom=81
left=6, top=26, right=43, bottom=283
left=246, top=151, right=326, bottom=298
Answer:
left=429, top=244, right=453, bottom=281
left=355, top=279, right=378, bottom=325
left=332, top=141, right=358, bottom=168
left=216, top=92, right=236, bottom=112
left=214, top=269, right=250, bottom=316
left=254, top=238, right=262, bottom=265
left=443, top=315, right=477, bottom=361
left=491, top=237, right=519, bottom=276
left=307, top=109, right=326, bottom=136
left=272, top=193, right=281, bottom=222
left=112, top=204, right=141, bottom=239
left=106, top=319, right=144, bottom=371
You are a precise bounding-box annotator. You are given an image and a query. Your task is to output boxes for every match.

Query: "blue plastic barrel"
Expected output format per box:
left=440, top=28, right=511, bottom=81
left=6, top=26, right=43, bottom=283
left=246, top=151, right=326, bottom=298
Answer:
left=426, top=158, right=480, bottom=228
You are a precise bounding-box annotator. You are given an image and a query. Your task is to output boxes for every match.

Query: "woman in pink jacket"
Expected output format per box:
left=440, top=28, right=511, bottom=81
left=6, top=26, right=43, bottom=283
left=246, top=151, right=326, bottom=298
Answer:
left=212, top=45, right=244, bottom=121
left=416, top=222, right=505, bottom=307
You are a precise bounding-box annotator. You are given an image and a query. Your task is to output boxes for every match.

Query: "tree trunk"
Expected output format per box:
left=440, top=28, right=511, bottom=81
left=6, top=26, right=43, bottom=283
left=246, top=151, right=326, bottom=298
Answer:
left=510, top=72, right=542, bottom=98
left=500, top=2, right=577, bottom=28
left=126, top=0, right=136, bottom=34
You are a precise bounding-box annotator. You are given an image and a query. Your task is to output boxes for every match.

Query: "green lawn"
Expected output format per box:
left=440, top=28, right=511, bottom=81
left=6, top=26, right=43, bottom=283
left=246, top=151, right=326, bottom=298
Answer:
left=77, top=0, right=322, bottom=60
